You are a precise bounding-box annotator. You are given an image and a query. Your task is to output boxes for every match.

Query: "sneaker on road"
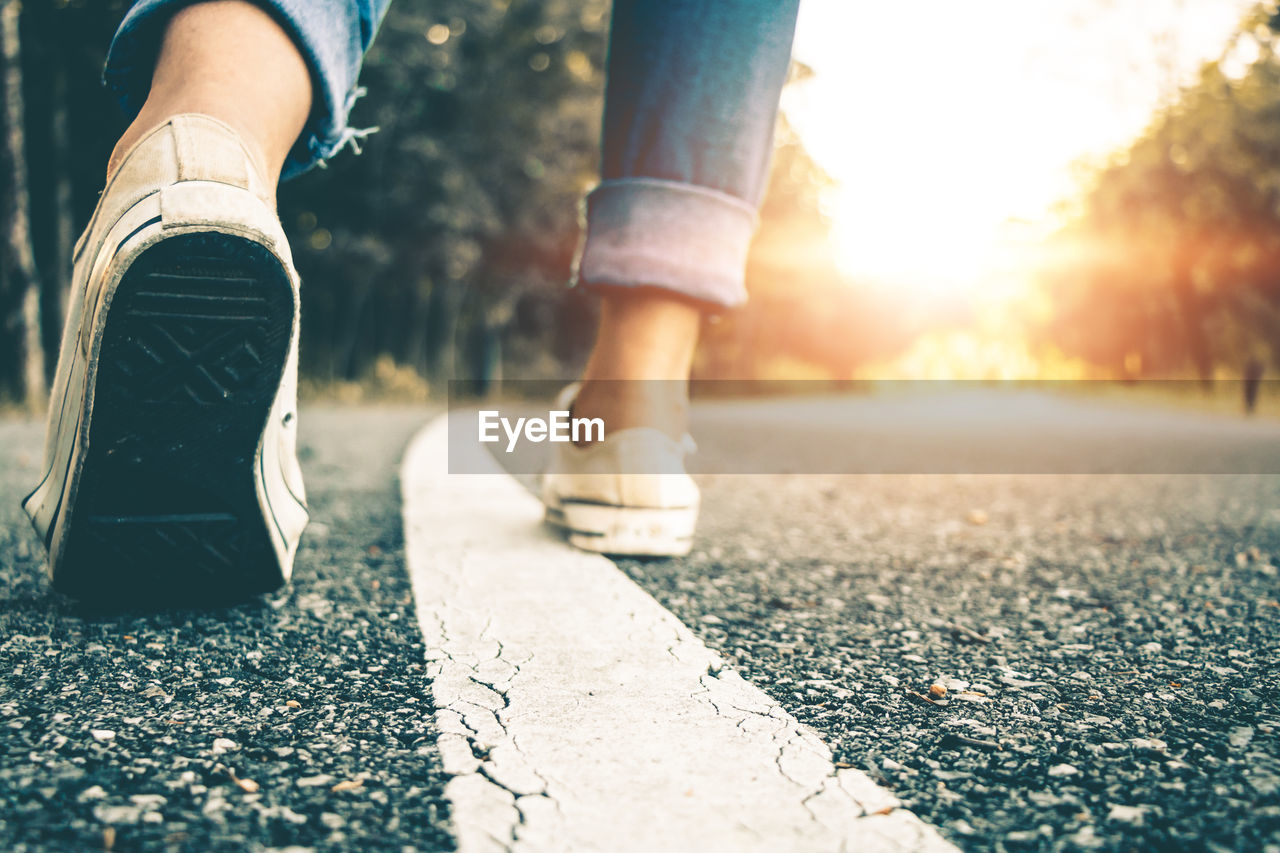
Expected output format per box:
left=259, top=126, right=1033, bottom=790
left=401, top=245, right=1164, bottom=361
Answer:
left=542, top=384, right=699, bottom=557
left=22, top=114, right=308, bottom=601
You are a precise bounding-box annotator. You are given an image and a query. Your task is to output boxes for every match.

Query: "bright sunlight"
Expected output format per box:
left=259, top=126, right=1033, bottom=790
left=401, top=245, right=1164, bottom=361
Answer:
left=784, top=0, right=1257, bottom=300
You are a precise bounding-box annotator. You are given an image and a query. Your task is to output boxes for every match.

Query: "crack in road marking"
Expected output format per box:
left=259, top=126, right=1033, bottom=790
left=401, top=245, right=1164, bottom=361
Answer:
left=404, top=412, right=958, bottom=852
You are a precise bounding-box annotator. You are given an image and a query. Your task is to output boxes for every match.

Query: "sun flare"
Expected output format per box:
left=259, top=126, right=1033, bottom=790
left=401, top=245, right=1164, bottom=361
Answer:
left=785, top=0, right=1258, bottom=308
left=825, top=186, right=1003, bottom=300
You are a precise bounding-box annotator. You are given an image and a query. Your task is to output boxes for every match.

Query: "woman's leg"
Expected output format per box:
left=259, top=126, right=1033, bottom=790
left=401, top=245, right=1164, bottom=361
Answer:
left=573, top=0, right=802, bottom=435
left=104, top=0, right=393, bottom=184
left=25, top=0, right=394, bottom=599
left=108, top=1, right=311, bottom=188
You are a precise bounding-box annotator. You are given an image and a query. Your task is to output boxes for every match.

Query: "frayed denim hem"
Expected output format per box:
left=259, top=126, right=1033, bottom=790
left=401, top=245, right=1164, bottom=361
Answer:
left=288, top=87, right=378, bottom=180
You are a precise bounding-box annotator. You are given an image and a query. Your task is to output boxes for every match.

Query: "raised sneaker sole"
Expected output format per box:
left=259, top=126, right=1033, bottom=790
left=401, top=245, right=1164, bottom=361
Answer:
left=548, top=500, right=697, bottom=557
left=55, top=232, right=294, bottom=603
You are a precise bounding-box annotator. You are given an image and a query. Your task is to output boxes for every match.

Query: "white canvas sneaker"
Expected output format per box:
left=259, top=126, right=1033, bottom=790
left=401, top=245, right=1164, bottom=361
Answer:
left=22, top=114, right=308, bottom=601
left=541, top=384, right=699, bottom=556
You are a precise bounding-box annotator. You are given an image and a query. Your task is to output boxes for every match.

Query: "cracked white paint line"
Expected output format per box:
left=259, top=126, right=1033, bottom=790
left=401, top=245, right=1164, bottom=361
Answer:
left=402, top=412, right=957, bottom=852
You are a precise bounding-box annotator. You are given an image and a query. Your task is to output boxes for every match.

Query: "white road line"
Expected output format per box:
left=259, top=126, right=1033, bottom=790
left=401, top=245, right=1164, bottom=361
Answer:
left=402, top=411, right=957, bottom=853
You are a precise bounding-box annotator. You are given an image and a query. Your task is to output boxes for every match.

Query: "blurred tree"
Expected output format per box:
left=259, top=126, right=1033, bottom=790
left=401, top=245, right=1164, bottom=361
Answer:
left=3, top=0, right=126, bottom=402
left=0, top=0, right=45, bottom=409
left=280, top=4, right=872, bottom=388
left=0, top=0, right=855, bottom=401
left=1044, top=2, right=1280, bottom=380
left=280, top=0, right=612, bottom=388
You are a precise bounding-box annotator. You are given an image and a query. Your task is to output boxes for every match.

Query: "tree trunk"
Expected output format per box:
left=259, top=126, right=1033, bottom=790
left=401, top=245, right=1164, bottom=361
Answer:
left=403, top=278, right=432, bottom=379
left=49, top=61, right=71, bottom=346
left=1172, top=270, right=1211, bottom=386
left=425, top=279, right=465, bottom=392
left=476, top=319, right=502, bottom=397
left=334, top=279, right=373, bottom=381
left=0, top=0, right=45, bottom=410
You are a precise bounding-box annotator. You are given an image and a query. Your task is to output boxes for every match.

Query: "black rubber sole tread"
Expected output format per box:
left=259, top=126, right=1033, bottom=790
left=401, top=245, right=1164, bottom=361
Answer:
left=56, top=232, right=294, bottom=604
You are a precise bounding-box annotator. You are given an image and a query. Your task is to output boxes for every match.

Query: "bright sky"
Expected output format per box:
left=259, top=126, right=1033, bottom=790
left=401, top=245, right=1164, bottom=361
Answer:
left=784, top=0, right=1259, bottom=299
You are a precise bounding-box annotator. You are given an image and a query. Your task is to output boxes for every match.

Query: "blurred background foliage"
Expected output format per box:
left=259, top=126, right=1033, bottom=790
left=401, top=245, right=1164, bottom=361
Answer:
left=0, top=0, right=889, bottom=406
left=1043, top=2, right=1280, bottom=381
left=3, top=1, right=1280, bottom=407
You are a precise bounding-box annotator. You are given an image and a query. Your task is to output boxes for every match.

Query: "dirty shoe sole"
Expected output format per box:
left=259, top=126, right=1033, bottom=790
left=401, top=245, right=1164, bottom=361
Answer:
left=53, top=232, right=294, bottom=603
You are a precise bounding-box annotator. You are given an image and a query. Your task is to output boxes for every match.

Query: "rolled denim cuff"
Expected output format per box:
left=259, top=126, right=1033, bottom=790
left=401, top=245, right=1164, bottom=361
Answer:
left=575, top=178, right=757, bottom=309
left=104, top=0, right=373, bottom=180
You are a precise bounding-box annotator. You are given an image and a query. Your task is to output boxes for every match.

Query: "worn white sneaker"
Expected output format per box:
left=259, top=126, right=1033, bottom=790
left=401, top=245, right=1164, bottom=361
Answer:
left=541, top=384, right=699, bottom=556
left=22, top=114, right=308, bottom=601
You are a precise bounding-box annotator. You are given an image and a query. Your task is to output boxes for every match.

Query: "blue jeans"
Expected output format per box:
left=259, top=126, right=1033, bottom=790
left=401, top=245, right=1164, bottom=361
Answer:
left=105, top=0, right=799, bottom=308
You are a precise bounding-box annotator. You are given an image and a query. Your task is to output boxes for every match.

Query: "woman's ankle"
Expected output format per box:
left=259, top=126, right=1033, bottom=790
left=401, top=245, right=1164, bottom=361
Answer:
left=573, top=289, right=703, bottom=441
left=572, top=379, right=689, bottom=443
left=106, top=0, right=311, bottom=187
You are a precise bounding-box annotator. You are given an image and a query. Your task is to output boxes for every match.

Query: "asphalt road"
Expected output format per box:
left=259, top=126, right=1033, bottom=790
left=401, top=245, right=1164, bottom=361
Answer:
left=2, top=397, right=1279, bottom=851
left=0, top=406, right=453, bottom=852
left=621, top=468, right=1280, bottom=850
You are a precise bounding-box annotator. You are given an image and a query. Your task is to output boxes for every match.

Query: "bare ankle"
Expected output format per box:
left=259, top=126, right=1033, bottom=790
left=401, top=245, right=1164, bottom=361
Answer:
left=572, top=380, right=690, bottom=444
left=580, top=289, right=703, bottom=380
left=108, top=0, right=311, bottom=187
left=572, top=289, right=702, bottom=442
